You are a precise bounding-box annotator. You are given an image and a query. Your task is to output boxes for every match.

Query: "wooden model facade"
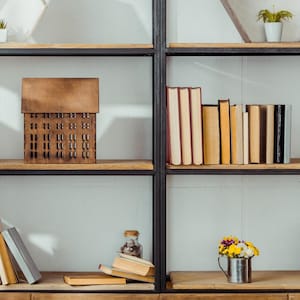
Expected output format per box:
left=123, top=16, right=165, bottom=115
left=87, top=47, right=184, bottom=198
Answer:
left=22, top=78, right=99, bottom=164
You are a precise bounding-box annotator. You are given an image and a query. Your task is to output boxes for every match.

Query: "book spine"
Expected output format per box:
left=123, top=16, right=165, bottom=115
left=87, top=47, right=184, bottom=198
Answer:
left=274, top=104, right=285, bottom=163
left=284, top=105, right=292, bottom=164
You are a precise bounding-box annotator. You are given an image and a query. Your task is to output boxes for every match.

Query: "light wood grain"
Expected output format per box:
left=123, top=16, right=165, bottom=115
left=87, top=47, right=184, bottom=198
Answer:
left=0, top=272, right=154, bottom=292
left=161, top=294, right=287, bottom=300
left=169, top=271, right=300, bottom=290
left=0, top=159, right=153, bottom=171
left=32, top=294, right=159, bottom=300
left=168, top=42, right=300, bottom=49
left=0, top=43, right=153, bottom=49
left=167, top=158, right=300, bottom=170
left=0, top=294, right=30, bottom=300
left=289, top=295, right=300, bottom=300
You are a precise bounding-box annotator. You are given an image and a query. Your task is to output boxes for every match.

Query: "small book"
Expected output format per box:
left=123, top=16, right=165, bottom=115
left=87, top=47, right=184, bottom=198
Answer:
left=265, top=104, right=275, bottom=164
left=274, top=104, right=285, bottom=163
left=166, top=87, right=181, bottom=165
left=284, top=104, right=292, bottom=164
left=2, top=227, right=41, bottom=284
left=202, top=105, right=220, bottom=165
left=243, top=111, right=249, bottom=165
left=179, top=87, right=192, bottom=165
left=64, top=274, right=126, bottom=286
left=219, top=99, right=231, bottom=164
left=189, top=87, right=203, bottom=165
left=112, top=254, right=155, bottom=277
left=99, top=264, right=155, bottom=283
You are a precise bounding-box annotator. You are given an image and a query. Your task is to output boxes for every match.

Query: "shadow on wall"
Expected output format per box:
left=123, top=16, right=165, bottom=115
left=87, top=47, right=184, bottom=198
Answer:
left=32, top=0, right=152, bottom=43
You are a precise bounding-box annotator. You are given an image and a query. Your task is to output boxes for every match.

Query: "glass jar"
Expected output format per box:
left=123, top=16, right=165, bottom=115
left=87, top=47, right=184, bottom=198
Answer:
left=120, top=230, right=143, bottom=258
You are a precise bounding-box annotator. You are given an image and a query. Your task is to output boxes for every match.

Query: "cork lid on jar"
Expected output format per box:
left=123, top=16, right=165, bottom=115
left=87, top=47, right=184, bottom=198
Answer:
left=124, top=230, right=139, bottom=237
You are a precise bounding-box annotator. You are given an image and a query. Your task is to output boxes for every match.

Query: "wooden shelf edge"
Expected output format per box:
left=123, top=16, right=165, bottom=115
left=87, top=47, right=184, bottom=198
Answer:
left=167, top=159, right=300, bottom=170
left=169, top=270, right=300, bottom=291
left=0, top=159, right=153, bottom=171
left=0, top=43, right=153, bottom=49
left=0, top=272, right=154, bottom=292
left=168, top=42, right=300, bottom=49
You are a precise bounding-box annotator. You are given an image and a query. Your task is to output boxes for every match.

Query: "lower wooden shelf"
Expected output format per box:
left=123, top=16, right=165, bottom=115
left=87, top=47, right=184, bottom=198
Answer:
left=169, top=271, right=300, bottom=291
left=0, top=272, right=154, bottom=292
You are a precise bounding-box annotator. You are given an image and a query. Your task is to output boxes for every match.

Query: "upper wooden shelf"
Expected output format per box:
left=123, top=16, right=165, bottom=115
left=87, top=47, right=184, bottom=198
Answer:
left=0, top=272, right=154, bottom=292
left=167, top=159, right=300, bottom=175
left=0, top=43, right=154, bottom=56
left=167, top=42, right=300, bottom=55
left=0, top=159, right=154, bottom=175
left=169, top=271, right=300, bottom=291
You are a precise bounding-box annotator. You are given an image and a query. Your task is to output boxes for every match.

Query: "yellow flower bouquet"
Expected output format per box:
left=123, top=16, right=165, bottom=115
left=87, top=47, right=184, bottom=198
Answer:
left=218, top=236, right=259, bottom=259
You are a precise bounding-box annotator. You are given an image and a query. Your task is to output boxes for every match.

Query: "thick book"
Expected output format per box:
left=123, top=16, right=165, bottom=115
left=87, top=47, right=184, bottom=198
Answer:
left=2, top=227, right=41, bottom=284
left=202, top=105, right=220, bottom=165
left=189, top=87, right=203, bottom=165
left=99, top=264, right=155, bottom=283
left=219, top=99, right=231, bottom=164
left=230, top=104, right=243, bottom=165
left=64, top=274, right=126, bottom=286
left=0, top=233, right=17, bottom=284
left=112, top=254, right=155, bottom=277
left=166, top=87, right=181, bottom=165
left=179, top=87, right=192, bottom=165
left=265, top=104, right=275, bottom=164
left=274, top=104, right=285, bottom=163
left=246, top=105, right=261, bottom=163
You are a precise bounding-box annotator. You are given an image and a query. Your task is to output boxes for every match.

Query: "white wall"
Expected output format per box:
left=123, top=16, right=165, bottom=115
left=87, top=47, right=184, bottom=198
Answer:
left=0, top=0, right=300, bottom=273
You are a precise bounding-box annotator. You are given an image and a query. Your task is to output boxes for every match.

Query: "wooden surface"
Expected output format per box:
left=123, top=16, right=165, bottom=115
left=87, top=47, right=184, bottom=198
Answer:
left=168, top=42, right=300, bottom=49
left=0, top=272, right=154, bottom=292
left=167, top=158, right=300, bottom=170
left=169, top=271, right=300, bottom=290
left=0, top=159, right=153, bottom=170
left=32, top=294, right=159, bottom=300
left=161, top=294, right=287, bottom=300
left=0, top=43, right=153, bottom=49
left=0, top=294, right=31, bottom=300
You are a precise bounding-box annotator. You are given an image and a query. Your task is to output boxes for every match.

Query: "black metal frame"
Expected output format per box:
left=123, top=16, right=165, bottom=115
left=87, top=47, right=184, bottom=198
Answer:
left=2, top=0, right=300, bottom=295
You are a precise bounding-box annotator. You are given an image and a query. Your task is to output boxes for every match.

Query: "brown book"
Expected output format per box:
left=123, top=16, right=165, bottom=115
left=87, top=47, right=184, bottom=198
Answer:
left=202, top=105, right=220, bottom=165
left=112, top=255, right=155, bottom=277
left=179, top=87, right=192, bottom=165
left=0, top=233, right=17, bottom=284
left=230, top=104, right=243, bottom=165
left=99, top=264, right=155, bottom=283
left=189, top=87, right=203, bottom=165
left=166, top=87, right=181, bottom=165
left=64, top=274, right=126, bottom=286
left=219, top=99, right=231, bottom=164
left=246, top=105, right=260, bottom=163
left=243, top=111, right=249, bottom=165
left=265, top=104, right=275, bottom=164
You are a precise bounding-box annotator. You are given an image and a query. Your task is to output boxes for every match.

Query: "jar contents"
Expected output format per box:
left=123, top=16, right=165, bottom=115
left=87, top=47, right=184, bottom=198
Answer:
left=120, top=230, right=143, bottom=258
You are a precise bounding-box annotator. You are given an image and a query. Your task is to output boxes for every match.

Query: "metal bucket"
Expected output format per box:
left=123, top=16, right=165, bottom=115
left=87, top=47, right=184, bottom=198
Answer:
left=218, top=256, right=252, bottom=283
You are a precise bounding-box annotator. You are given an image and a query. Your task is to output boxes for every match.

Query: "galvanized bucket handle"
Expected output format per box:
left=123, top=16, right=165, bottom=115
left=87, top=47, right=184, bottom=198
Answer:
left=218, top=256, right=229, bottom=280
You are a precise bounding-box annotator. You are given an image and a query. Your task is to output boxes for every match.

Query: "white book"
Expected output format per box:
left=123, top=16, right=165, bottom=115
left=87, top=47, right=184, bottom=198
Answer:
left=284, top=104, right=292, bottom=163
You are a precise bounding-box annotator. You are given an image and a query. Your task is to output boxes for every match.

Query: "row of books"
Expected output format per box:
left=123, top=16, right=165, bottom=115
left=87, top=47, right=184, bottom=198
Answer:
left=0, top=226, right=41, bottom=285
left=166, top=86, right=291, bottom=165
left=64, top=253, right=155, bottom=286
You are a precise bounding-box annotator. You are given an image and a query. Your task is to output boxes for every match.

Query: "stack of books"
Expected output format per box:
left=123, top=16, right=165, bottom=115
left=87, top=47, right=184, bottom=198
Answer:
left=0, top=227, right=41, bottom=285
left=167, top=86, right=292, bottom=166
left=99, top=253, right=155, bottom=283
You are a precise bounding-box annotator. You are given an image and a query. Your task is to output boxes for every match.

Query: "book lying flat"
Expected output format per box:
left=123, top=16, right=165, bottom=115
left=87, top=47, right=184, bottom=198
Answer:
left=64, top=274, right=126, bottom=286
left=112, top=254, right=155, bottom=277
left=99, top=264, right=155, bottom=283
left=2, top=227, right=41, bottom=284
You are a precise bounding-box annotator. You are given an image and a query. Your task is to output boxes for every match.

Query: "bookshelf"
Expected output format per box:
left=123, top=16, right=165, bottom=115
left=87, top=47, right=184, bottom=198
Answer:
left=1, top=0, right=300, bottom=298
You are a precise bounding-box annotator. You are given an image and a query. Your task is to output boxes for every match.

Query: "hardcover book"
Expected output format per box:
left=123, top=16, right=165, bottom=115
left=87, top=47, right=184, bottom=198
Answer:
left=2, top=227, right=41, bottom=284
left=219, top=99, right=231, bottom=165
left=64, top=274, right=126, bottom=286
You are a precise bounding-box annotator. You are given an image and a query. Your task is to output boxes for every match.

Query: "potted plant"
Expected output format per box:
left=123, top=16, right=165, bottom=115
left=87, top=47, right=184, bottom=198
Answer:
left=257, top=7, right=293, bottom=42
left=0, top=19, right=7, bottom=43
left=218, top=236, right=259, bottom=283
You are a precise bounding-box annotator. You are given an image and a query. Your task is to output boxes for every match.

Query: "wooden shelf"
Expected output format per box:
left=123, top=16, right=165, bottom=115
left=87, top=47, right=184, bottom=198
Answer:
left=0, top=159, right=153, bottom=175
left=0, top=272, right=154, bottom=292
left=169, top=271, right=300, bottom=291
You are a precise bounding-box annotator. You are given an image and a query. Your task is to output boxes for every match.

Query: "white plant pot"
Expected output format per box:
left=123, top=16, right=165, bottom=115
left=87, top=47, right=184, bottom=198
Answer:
left=264, top=22, right=283, bottom=42
left=0, top=29, right=7, bottom=42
